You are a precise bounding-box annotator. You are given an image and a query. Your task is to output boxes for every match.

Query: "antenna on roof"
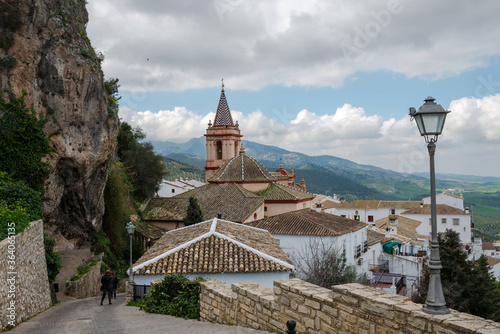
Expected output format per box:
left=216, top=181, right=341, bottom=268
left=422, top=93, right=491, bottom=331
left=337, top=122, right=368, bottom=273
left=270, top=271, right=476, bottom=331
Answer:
left=221, top=78, right=224, bottom=91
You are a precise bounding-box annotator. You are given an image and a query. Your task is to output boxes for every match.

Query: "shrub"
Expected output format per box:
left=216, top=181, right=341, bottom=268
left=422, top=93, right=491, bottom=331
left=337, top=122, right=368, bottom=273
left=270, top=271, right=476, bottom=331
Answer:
left=0, top=55, right=16, bottom=69
left=0, top=201, right=30, bottom=241
left=44, top=235, right=62, bottom=282
left=139, top=274, right=206, bottom=319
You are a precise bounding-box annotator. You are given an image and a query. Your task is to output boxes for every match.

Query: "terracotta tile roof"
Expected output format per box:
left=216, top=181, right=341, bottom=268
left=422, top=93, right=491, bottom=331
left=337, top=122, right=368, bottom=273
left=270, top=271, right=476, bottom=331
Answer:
left=374, top=215, right=423, bottom=239
left=401, top=204, right=469, bottom=215
left=319, top=200, right=344, bottom=210
left=213, top=87, right=234, bottom=126
left=208, top=155, right=277, bottom=183
left=487, top=256, right=500, bottom=266
left=260, top=183, right=314, bottom=201
left=133, top=220, right=166, bottom=240
left=367, top=229, right=392, bottom=246
left=339, top=200, right=421, bottom=210
left=132, top=218, right=293, bottom=275
left=483, top=242, right=496, bottom=251
left=143, top=183, right=263, bottom=223
left=245, top=209, right=367, bottom=236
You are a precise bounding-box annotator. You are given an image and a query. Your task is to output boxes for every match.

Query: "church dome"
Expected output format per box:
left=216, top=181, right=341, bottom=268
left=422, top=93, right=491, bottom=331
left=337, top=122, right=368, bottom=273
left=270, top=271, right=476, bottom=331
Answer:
left=208, top=155, right=276, bottom=183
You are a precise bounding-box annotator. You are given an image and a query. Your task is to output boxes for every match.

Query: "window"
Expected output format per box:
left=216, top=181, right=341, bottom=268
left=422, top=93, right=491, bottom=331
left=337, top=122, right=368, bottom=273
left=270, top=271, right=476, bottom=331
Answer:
left=368, top=215, right=374, bottom=222
left=341, top=215, right=346, bottom=218
left=171, top=189, right=175, bottom=193
left=253, top=213, right=257, bottom=220
left=453, top=218, right=459, bottom=225
left=391, top=209, right=396, bottom=215
left=264, top=207, right=267, bottom=212
left=216, top=141, right=222, bottom=159
left=441, top=218, right=447, bottom=224
left=354, top=215, right=360, bottom=221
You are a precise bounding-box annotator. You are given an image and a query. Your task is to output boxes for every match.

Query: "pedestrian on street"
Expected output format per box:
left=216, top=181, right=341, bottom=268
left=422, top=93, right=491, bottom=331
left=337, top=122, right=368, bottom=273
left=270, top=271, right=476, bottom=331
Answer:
left=111, top=271, right=119, bottom=299
left=100, top=270, right=113, bottom=305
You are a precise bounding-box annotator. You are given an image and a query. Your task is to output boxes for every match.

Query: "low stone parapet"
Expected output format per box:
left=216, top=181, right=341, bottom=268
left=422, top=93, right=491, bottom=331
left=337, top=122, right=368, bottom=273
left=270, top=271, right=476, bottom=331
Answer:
left=64, top=261, right=102, bottom=299
left=200, top=278, right=500, bottom=333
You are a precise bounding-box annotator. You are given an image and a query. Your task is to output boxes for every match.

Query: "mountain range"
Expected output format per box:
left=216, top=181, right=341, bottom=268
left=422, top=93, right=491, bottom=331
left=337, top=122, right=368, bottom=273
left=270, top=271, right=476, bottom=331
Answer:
left=153, top=137, right=500, bottom=201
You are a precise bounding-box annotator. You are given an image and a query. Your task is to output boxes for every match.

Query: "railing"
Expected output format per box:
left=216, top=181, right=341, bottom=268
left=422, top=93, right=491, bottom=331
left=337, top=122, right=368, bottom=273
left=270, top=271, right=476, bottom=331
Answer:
left=133, top=284, right=151, bottom=301
left=370, top=272, right=406, bottom=294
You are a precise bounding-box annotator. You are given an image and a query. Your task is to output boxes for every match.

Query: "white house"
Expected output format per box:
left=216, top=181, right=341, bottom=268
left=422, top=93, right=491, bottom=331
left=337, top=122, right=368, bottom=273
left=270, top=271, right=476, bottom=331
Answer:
left=423, top=192, right=464, bottom=210
left=156, top=179, right=204, bottom=198
left=129, top=217, right=293, bottom=289
left=482, top=242, right=500, bottom=258
left=244, top=209, right=369, bottom=276
left=325, top=195, right=472, bottom=245
left=487, top=257, right=500, bottom=281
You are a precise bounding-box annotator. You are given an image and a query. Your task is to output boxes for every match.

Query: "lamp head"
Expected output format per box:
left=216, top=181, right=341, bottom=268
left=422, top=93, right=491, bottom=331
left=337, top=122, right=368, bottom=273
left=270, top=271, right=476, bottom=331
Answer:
left=409, top=96, right=450, bottom=143
left=126, top=221, right=136, bottom=235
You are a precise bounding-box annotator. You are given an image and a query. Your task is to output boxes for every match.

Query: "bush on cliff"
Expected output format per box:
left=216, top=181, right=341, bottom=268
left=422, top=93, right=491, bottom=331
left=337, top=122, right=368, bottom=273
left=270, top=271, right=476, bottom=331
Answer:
left=44, top=235, right=62, bottom=283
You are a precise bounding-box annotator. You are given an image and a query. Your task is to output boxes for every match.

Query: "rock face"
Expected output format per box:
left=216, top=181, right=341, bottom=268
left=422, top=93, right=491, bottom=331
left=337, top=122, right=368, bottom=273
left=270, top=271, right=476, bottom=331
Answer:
left=0, top=0, right=119, bottom=237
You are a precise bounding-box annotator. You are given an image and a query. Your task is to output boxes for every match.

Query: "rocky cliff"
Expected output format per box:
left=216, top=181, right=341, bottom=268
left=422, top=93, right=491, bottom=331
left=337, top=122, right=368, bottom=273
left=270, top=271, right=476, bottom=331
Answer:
left=0, top=0, right=119, bottom=237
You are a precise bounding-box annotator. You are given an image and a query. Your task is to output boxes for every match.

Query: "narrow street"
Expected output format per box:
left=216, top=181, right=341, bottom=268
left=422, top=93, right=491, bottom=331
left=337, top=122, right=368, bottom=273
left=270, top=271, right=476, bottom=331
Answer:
left=8, top=294, right=273, bottom=334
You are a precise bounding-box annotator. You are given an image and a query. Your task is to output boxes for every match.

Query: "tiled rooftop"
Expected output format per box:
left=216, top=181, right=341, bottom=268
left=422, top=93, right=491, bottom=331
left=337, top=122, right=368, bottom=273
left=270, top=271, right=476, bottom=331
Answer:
left=245, top=209, right=367, bottom=236
left=133, top=220, right=166, bottom=240
left=487, top=256, right=500, bottom=266
left=208, top=155, right=276, bottom=183
left=132, top=218, right=293, bottom=275
left=483, top=242, right=496, bottom=251
left=143, top=183, right=264, bottom=223
left=260, top=183, right=314, bottom=201
left=401, top=204, right=469, bottom=215
left=374, top=215, right=424, bottom=239
left=339, top=200, right=421, bottom=210
left=213, top=87, right=234, bottom=126
left=367, top=229, right=392, bottom=246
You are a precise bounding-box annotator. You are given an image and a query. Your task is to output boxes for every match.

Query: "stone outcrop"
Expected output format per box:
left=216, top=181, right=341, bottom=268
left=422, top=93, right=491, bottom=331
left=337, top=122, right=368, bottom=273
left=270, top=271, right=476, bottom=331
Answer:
left=0, top=0, right=119, bottom=237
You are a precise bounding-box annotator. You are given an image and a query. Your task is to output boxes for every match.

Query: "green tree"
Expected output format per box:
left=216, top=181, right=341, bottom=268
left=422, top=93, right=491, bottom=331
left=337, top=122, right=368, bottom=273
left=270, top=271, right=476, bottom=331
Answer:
left=414, top=229, right=500, bottom=321
left=117, top=122, right=168, bottom=199
left=183, top=197, right=203, bottom=226
left=44, top=235, right=62, bottom=282
left=0, top=172, right=42, bottom=219
left=0, top=93, right=52, bottom=191
left=295, top=238, right=358, bottom=288
left=102, top=160, right=130, bottom=255
left=0, top=201, right=30, bottom=241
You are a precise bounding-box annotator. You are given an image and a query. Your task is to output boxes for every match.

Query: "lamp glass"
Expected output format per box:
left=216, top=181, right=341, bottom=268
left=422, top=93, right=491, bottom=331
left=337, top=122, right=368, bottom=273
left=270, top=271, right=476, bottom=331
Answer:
left=416, top=113, right=447, bottom=136
left=126, top=222, right=135, bottom=235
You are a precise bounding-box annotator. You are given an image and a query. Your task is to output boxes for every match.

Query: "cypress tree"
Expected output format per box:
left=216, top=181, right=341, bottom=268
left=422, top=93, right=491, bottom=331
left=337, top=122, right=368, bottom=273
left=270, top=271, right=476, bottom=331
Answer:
left=184, top=197, right=203, bottom=226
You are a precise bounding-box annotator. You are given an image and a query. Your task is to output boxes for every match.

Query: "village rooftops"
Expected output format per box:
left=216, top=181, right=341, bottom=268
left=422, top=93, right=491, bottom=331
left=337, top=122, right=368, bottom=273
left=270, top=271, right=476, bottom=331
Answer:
left=245, top=209, right=367, bottom=236
left=401, top=204, right=470, bottom=215
left=131, top=218, right=294, bottom=276
left=374, top=215, right=429, bottom=240
left=338, top=200, right=422, bottom=210
left=259, top=182, right=314, bottom=202
left=208, top=155, right=277, bottom=183
left=143, top=182, right=263, bottom=223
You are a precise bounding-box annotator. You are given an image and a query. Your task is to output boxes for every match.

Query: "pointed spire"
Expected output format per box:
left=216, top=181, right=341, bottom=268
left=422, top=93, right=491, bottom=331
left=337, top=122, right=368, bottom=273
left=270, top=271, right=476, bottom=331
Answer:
left=213, top=79, right=234, bottom=127
left=239, top=143, right=246, bottom=156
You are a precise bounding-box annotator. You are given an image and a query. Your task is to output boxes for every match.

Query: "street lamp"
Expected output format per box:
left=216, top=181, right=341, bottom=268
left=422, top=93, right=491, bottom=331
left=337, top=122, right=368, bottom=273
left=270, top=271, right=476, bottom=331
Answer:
left=126, top=221, right=136, bottom=284
left=409, top=96, right=450, bottom=315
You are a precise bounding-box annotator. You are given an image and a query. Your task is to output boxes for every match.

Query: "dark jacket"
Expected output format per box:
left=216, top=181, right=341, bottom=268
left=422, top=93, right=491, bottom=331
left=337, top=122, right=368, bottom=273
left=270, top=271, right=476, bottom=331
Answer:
left=100, top=274, right=112, bottom=292
left=111, top=277, right=119, bottom=289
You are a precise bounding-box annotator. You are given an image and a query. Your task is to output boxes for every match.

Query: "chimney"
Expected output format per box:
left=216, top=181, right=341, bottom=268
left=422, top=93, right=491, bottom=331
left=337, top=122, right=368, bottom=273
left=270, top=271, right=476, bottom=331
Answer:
left=420, top=202, right=424, bottom=208
left=385, top=227, right=391, bottom=238
left=465, top=207, right=470, bottom=214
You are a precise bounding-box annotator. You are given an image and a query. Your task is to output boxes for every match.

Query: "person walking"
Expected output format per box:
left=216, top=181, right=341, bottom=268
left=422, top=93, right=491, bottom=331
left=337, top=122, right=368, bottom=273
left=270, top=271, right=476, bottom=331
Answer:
left=110, top=271, right=119, bottom=299
left=100, top=270, right=113, bottom=305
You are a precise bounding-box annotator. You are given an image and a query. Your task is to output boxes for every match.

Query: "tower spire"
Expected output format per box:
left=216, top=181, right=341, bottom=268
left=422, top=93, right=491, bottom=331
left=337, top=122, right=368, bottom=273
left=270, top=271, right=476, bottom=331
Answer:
left=213, top=80, right=234, bottom=126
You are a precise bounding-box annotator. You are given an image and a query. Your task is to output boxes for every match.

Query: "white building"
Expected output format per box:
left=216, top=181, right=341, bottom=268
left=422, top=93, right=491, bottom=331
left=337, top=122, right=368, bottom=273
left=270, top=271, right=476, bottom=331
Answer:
left=325, top=194, right=472, bottom=245
left=130, top=218, right=293, bottom=289
left=487, top=257, right=500, bottom=281
left=245, top=209, right=369, bottom=276
left=156, top=179, right=204, bottom=198
left=482, top=242, right=500, bottom=258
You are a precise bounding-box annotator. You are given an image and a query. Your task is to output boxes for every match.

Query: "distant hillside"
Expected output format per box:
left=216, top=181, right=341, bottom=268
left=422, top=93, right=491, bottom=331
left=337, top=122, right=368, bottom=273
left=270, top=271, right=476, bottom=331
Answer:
left=151, top=137, right=498, bottom=201
left=163, top=156, right=205, bottom=182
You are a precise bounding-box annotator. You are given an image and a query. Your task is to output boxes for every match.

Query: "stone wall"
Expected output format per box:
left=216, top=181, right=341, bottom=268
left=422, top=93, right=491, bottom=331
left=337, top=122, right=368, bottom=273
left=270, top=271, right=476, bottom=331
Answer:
left=65, top=261, right=102, bottom=299
left=0, top=220, right=51, bottom=330
left=200, top=278, right=500, bottom=334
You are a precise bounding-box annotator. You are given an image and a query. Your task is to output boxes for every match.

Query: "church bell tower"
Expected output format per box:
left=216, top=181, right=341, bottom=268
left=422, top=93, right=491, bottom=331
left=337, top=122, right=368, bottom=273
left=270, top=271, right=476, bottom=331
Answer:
left=204, top=80, right=242, bottom=181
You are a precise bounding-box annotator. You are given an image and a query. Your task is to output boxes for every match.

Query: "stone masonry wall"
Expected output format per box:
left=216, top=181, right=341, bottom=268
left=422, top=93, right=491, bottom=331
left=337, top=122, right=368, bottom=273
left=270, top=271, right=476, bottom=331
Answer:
left=200, top=278, right=500, bottom=334
left=0, top=220, right=51, bottom=330
left=65, top=261, right=102, bottom=299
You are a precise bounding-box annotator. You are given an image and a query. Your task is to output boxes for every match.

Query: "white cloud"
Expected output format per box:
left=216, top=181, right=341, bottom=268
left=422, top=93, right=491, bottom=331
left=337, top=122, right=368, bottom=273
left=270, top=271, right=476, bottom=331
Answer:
left=87, top=0, right=500, bottom=91
left=119, top=93, right=500, bottom=177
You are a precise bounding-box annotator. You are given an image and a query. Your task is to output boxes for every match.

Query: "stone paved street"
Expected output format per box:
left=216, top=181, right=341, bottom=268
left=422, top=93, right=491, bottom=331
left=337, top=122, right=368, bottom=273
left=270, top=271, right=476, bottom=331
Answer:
left=8, top=294, right=273, bottom=334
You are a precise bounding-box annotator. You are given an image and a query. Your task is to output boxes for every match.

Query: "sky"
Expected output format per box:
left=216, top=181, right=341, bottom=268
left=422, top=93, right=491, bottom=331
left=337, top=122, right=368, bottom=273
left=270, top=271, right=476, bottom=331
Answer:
left=86, top=0, right=500, bottom=177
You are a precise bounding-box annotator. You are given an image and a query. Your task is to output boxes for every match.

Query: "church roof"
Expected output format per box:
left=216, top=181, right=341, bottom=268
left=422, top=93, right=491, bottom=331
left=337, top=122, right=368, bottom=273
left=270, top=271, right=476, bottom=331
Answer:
left=208, top=155, right=276, bottom=183
left=143, top=183, right=264, bottom=223
left=259, top=183, right=314, bottom=201
left=213, top=86, right=234, bottom=127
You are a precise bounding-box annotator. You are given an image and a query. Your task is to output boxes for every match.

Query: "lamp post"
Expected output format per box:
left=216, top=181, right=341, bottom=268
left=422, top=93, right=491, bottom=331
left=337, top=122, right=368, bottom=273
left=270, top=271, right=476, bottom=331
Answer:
left=409, top=96, right=450, bottom=315
left=126, top=221, right=136, bottom=284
